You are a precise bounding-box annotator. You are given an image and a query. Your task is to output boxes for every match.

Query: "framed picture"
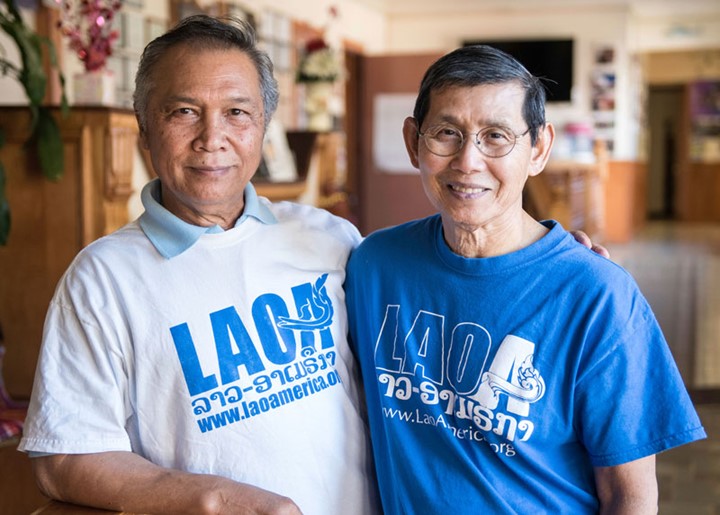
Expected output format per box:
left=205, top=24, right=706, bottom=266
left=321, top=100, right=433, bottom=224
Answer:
left=590, top=44, right=617, bottom=154
left=262, top=119, right=298, bottom=182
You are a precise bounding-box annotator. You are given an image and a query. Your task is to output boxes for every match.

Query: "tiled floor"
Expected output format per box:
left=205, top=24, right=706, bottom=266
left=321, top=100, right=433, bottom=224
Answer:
left=657, top=404, right=720, bottom=514
left=606, top=221, right=720, bottom=393
left=606, top=221, right=720, bottom=513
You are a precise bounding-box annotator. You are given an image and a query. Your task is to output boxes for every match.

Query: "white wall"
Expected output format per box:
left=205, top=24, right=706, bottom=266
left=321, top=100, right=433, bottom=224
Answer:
left=629, top=0, right=720, bottom=53
left=373, top=2, right=720, bottom=160
left=237, top=0, right=387, bottom=53
left=0, top=7, right=36, bottom=104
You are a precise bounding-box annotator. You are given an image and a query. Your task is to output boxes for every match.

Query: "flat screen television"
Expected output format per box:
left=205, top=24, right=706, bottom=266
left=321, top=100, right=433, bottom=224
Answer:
left=462, top=39, right=574, bottom=102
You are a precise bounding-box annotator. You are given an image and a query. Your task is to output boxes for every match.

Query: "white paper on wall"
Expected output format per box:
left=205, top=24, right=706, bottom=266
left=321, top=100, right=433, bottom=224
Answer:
left=372, top=93, right=418, bottom=174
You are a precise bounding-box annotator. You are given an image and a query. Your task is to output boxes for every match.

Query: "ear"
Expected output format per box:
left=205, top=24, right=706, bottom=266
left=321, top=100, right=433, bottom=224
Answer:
left=528, top=122, right=555, bottom=177
left=402, top=117, right=421, bottom=170
left=136, top=113, right=150, bottom=150
left=139, top=130, right=150, bottom=150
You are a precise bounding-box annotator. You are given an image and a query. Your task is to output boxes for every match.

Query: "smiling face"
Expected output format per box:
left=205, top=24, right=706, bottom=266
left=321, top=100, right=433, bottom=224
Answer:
left=403, top=82, right=554, bottom=255
left=139, top=44, right=266, bottom=228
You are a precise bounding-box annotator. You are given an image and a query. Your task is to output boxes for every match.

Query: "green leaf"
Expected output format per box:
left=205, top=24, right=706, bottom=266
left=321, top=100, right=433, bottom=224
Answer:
left=36, top=108, right=64, bottom=181
left=0, top=8, right=47, bottom=107
left=59, top=72, right=69, bottom=117
left=0, top=0, right=68, bottom=242
left=39, top=33, right=69, bottom=116
left=19, top=36, right=47, bottom=107
left=0, top=57, right=22, bottom=80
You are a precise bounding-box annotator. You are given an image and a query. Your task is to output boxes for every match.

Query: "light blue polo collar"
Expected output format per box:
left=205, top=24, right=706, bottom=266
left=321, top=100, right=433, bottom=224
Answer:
left=138, top=178, right=277, bottom=259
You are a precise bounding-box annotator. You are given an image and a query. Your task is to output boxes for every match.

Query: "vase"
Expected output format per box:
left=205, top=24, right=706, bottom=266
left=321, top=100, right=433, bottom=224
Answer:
left=73, top=69, right=116, bottom=106
left=304, top=81, right=335, bottom=132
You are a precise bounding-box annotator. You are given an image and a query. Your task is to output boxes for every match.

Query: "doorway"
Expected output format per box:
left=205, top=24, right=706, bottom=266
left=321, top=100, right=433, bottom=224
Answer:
left=647, top=86, right=683, bottom=220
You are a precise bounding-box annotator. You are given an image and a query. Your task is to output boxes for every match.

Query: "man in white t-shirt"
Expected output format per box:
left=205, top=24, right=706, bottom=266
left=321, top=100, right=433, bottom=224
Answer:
left=19, top=15, right=379, bottom=515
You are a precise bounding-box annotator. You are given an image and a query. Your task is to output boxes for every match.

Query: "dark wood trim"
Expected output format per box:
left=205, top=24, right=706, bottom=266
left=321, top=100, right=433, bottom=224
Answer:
left=690, top=388, right=720, bottom=405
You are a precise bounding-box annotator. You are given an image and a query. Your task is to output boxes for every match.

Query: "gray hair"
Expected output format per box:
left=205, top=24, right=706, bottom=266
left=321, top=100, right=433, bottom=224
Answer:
left=414, top=45, right=548, bottom=145
left=133, top=14, right=279, bottom=132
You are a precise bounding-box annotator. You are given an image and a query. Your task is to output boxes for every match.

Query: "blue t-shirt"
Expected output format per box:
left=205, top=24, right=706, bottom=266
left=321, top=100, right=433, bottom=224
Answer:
left=345, top=216, right=705, bottom=514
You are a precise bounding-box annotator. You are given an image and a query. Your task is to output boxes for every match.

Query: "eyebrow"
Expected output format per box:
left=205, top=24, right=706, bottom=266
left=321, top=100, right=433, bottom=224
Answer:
left=164, top=95, right=257, bottom=106
left=431, top=116, right=514, bottom=130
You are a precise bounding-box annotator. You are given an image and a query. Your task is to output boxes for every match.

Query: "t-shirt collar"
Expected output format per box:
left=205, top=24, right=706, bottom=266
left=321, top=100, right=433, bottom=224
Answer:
left=138, top=178, right=277, bottom=259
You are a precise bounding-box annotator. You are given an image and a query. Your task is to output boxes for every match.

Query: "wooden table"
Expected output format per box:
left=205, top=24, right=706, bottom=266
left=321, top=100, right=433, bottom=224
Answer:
left=0, top=436, right=51, bottom=513
left=32, top=501, right=132, bottom=514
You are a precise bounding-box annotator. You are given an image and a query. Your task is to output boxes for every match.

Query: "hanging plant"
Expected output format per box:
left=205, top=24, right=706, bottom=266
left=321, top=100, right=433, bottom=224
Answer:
left=0, top=0, right=68, bottom=245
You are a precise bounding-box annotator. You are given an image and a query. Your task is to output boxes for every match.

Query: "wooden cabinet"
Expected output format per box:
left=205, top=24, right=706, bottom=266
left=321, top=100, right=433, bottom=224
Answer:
left=675, top=82, right=720, bottom=222
left=0, top=107, right=138, bottom=398
left=676, top=161, right=720, bottom=222
left=523, top=141, right=655, bottom=244
left=525, top=143, right=649, bottom=244
left=603, top=160, right=647, bottom=243
left=254, top=131, right=353, bottom=220
left=526, top=142, right=608, bottom=243
left=527, top=159, right=607, bottom=241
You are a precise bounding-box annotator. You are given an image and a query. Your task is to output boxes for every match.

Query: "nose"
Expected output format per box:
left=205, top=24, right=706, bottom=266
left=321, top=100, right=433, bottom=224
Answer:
left=450, top=135, right=486, bottom=174
left=193, top=112, right=227, bottom=152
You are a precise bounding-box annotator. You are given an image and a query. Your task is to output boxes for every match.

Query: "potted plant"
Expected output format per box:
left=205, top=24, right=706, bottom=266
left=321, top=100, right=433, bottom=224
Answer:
left=58, top=0, right=121, bottom=105
left=0, top=0, right=68, bottom=245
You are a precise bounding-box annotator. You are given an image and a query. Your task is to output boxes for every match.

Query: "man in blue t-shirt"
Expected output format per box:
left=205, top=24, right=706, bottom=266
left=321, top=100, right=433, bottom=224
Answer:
left=345, top=45, right=705, bottom=514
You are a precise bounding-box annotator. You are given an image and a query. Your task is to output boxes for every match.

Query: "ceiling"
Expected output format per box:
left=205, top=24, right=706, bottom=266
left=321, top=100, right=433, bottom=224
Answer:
left=349, top=0, right=719, bottom=16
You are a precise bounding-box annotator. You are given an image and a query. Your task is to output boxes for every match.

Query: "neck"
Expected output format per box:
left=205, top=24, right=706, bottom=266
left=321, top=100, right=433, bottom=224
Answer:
left=443, top=212, right=548, bottom=258
left=161, top=192, right=243, bottom=230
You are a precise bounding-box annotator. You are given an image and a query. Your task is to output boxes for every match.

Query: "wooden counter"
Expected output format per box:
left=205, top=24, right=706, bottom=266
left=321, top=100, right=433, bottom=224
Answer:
left=525, top=156, right=607, bottom=243
left=0, top=437, right=49, bottom=514
left=32, top=501, right=129, bottom=514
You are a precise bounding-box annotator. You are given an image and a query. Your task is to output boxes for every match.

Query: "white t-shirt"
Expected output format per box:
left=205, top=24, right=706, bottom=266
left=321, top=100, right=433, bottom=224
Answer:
left=20, top=195, right=379, bottom=515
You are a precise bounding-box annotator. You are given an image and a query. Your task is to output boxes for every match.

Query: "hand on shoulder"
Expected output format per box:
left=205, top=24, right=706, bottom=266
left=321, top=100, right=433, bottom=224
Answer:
left=570, top=230, right=610, bottom=259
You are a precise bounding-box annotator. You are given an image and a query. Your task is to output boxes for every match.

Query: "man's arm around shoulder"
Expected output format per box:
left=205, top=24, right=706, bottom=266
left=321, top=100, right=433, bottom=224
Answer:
left=33, top=452, right=303, bottom=515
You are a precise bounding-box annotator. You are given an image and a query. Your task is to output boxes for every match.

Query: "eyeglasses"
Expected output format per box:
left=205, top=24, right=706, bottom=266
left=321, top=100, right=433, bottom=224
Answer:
left=417, top=123, right=531, bottom=158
